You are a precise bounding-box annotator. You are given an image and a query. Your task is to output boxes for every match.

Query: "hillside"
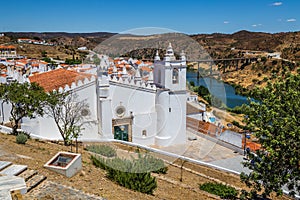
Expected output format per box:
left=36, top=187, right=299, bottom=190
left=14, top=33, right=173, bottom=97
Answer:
left=2, top=32, right=115, bottom=60
left=2, top=30, right=300, bottom=60
left=191, top=30, right=300, bottom=61
left=0, top=133, right=292, bottom=200
left=2, top=30, right=300, bottom=89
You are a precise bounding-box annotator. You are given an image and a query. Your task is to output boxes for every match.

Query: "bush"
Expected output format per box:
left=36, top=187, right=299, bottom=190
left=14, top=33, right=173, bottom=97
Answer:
left=90, top=155, right=108, bottom=170
left=86, top=145, right=117, bottom=157
left=199, top=182, right=238, bottom=199
left=189, top=81, right=195, bottom=87
left=263, top=77, right=268, bottom=82
left=91, top=155, right=158, bottom=194
left=232, top=120, right=241, bottom=127
left=135, top=154, right=168, bottom=174
left=16, top=133, right=28, bottom=144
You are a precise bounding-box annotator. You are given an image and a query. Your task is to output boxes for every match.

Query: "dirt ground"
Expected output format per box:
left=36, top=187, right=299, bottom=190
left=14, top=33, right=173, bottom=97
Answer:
left=0, top=133, right=291, bottom=200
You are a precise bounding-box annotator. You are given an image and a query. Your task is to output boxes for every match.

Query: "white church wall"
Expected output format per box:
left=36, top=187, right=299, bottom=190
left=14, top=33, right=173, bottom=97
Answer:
left=155, top=91, right=171, bottom=141
left=25, top=116, right=62, bottom=140
left=155, top=91, right=187, bottom=147
left=109, top=83, right=156, bottom=119
left=22, top=79, right=101, bottom=141
left=109, top=82, right=157, bottom=144
left=153, top=62, right=165, bottom=86
left=167, top=93, right=187, bottom=145
left=63, top=80, right=100, bottom=141
left=0, top=101, right=12, bottom=124
left=132, top=112, right=157, bottom=145
left=99, top=98, right=113, bottom=139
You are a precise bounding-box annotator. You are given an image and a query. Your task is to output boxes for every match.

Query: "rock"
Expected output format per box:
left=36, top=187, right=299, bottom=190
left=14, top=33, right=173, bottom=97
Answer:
left=80, top=170, right=86, bottom=176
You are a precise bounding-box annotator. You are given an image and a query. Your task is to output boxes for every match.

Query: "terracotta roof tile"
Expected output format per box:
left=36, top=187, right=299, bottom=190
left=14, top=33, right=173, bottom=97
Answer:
left=140, top=66, right=151, bottom=72
left=0, top=45, right=16, bottom=49
left=29, top=68, right=93, bottom=92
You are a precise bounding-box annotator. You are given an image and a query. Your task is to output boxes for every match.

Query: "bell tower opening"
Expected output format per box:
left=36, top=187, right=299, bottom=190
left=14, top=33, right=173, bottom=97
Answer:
left=172, top=68, right=179, bottom=84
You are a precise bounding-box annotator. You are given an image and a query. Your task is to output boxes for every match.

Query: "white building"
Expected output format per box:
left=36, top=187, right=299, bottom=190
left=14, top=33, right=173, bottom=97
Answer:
left=0, top=45, right=17, bottom=58
left=267, top=52, right=281, bottom=59
left=2, top=44, right=187, bottom=147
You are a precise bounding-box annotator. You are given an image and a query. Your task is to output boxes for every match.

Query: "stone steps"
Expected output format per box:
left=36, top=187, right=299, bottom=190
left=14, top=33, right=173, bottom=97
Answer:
left=25, top=174, right=47, bottom=192
left=0, top=189, right=12, bottom=200
left=0, top=160, right=47, bottom=197
left=0, top=164, right=27, bottom=176
left=0, top=161, right=12, bottom=171
left=0, top=175, right=27, bottom=198
left=18, top=169, right=38, bottom=181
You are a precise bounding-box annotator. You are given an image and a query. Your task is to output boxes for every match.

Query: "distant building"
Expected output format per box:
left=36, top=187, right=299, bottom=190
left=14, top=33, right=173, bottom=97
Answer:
left=0, top=45, right=17, bottom=58
left=77, top=47, right=88, bottom=51
left=17, top=38, right=33, bottom=44
left=267, top=52, right=281, bottom=59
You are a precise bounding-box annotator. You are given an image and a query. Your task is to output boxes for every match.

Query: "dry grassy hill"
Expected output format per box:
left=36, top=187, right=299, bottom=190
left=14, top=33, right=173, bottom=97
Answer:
left=0, top=133, right=292, bottom=200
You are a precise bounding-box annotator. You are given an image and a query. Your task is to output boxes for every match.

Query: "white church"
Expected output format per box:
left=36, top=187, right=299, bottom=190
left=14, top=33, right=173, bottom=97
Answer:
left=1, top=44, right=187, bottom=147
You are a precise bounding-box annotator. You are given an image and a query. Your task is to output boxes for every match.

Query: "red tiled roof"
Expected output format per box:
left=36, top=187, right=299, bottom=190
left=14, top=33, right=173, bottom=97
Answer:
left=0, top=45, right=16, bottom=49
left=140, top=66, right=151, bottom=72
left=29, top=68, right=93, bottom=92
left=135, top=60, right=142, bottom=65
left=7, top=45, right=16, bottom=49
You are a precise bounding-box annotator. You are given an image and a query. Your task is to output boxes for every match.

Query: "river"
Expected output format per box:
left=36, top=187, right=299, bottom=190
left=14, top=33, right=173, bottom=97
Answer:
left=186, top=71, right=248, bottom=108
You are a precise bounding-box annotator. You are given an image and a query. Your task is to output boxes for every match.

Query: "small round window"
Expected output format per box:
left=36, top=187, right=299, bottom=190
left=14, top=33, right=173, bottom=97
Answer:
left=81, top=108, right=90, bottom=117
left=115, top=106, right=126, bottom=117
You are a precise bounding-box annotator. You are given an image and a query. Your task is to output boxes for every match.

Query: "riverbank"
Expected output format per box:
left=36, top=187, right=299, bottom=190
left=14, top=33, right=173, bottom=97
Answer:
left=187, top=71, right=249, bottom=108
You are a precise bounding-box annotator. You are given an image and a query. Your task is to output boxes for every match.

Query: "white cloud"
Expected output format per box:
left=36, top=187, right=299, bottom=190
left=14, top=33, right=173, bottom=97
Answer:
left=272, top=2, right=282, bottom=6
left=224, top=21, right=229, bottom=24
left=287, top=18, right=296, bottom=22
left=252, top=24, right=262, bottom=27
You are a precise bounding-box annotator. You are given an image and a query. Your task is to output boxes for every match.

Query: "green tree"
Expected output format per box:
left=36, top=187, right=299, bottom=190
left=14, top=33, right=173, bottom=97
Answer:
left=260, top=56, right=267, bottom=63
left=0, top=82, right=48, bottom=135
left=45, top=91, right=89, bottom=146
left=41, top=50, right=47, bottom=58
left=240, top=74, right=300, bottom=198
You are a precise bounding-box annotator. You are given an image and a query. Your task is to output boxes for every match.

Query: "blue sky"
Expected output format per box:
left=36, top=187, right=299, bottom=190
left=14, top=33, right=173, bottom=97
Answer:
left=0, top=0, right=299, bottom=34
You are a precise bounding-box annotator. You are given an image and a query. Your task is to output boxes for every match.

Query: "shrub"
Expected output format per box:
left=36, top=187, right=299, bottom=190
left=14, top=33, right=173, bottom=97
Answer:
left=199, top=182, right=238, bottom=199
left=91, top=155, right=158, bottom=194
left=135, top=154, right=168, bottom=174
left=86, top=145, right=117, bottom=157
left=16, top=133, right=28, bottom=144
left=232, top=120, right=241, bottom=127
left=90, top=155, right=108, bottom=170
left=227, top=104, right=248, bottom=114
left=189, top=81, right=195, bottom=87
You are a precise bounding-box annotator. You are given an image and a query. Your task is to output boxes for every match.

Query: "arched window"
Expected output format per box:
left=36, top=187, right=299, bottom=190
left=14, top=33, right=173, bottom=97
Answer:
left=142, top=130, right=147, bottom=137
left=172, top=68, right=179, bottom=84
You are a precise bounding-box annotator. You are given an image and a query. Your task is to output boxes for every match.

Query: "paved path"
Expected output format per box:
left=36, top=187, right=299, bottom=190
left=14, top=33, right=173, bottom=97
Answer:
left=208, top=155, right=251, bottom=174
left=25, top=181, right=105, bottom=200
left=158, top=129, right=240, bottom=162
